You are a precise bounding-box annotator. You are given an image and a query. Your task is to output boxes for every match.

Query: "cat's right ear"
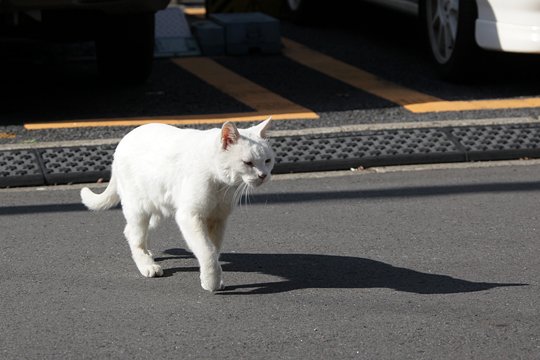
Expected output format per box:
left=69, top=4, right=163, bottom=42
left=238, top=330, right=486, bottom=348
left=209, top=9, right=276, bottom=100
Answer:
left=221, top=122, right=240, bottom=150
left=252, top=116, right=272, bottom=139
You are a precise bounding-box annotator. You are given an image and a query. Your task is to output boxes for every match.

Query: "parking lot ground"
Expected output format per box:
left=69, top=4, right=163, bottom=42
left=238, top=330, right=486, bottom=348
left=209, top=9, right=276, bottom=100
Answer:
left=1, top=4, right=540, bottom=145
left=12, top=38, right=540, bottom=132
left=1, top=5, right=539, bottom=358
left=1, top=162, right=539, bottom=359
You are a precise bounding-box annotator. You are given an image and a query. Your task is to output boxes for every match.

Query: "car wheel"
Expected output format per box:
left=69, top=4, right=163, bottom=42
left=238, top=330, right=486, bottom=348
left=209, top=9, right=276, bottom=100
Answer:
left=420, top=0, right=479, bottom=80
left=96, top=12, right=155, bottom=85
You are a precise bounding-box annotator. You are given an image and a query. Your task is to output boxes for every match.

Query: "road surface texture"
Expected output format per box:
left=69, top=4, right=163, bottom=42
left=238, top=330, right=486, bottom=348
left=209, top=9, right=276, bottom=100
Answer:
left=1, top=162, right=539, bottom=359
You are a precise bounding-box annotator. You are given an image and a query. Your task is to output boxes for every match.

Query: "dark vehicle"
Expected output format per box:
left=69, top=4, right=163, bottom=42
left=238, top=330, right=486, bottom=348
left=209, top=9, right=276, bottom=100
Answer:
left=1, top=0, right=170, bottom=83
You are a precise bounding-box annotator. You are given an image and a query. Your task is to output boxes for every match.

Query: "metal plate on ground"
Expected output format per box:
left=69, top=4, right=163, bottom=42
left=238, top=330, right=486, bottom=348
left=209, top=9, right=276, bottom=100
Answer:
left=272, top=128, right=464, bottom=173
left=3, top=123, right=540, bottom=188
left=38, top=146, right=114, bottom=185
left=451, top=124, right=540, bottom=161
left=0, top=150, right=44, bottom=187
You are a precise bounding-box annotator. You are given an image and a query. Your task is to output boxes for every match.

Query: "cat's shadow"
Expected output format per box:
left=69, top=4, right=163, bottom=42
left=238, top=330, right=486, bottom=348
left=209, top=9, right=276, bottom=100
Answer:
left=156, top=248, right=526, bottom=295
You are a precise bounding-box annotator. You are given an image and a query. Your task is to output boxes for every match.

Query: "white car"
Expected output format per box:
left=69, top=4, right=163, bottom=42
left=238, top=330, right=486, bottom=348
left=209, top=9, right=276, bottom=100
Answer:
left=285, top=0, right=540, bottom=78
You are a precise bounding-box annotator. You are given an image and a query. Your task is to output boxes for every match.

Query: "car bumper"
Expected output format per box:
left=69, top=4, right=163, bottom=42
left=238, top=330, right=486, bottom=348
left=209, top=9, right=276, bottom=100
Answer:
left=476, top=0, right=540, bottom=53
left=4, top=0, right=170, bottom=13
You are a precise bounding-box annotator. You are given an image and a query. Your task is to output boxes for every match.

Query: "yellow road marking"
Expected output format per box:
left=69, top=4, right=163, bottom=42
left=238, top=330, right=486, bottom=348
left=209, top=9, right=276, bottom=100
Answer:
left=0, top=132, right=16, bottom=139
left=405, top=97, right=540, bottom=113
left=25, top=57, right=318, bottom=130
left=283, top=38, right=540, bottom=113
left=23, top=39, right=540, bottom=131
left=183, top=6, right=206, bottom=16
left=24, top=112, right=317, bottom=130
left=172, top=57, right=317, bottom=116
left=282, top=38, right=442, bottom=106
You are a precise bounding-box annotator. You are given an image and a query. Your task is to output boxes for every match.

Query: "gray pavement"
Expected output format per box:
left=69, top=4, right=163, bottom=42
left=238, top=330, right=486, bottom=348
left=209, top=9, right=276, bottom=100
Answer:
left=1, top=163, right=539, bottom=359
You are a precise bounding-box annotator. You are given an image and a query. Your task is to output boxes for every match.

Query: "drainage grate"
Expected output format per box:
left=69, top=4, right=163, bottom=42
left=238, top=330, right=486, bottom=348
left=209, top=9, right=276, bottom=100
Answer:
left=2, top=123, right=540, bottom=188
left=0, top=150, right=44, bottom=187
left=38, top=146, right=114, bottom=185
left=451, top=125, right=540, bottom=161
left=272, top=128, right=464, bottom=173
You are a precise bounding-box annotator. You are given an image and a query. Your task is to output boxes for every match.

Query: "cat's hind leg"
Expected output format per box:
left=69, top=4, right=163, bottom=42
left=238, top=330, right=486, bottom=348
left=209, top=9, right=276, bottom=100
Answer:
left=123, top=210, right=163, bottom=278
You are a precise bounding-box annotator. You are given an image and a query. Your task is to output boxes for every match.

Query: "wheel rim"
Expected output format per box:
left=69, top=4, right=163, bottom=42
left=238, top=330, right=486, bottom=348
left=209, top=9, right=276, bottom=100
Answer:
left=287, top=0, right=302, bottom=11
left=426, top=0, right=459, bottom=64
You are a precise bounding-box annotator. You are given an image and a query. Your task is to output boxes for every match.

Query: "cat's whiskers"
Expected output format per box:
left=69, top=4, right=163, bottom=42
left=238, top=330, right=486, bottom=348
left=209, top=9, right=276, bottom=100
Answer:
left=232, top=182, right=255, bottom=209
left=241, top=183, right=248, bottom=208
left=244, top=183, right=253, bottom=207
left=232, top=182, right=245, bottom=207
left=220, top=183, right=235, bottom=202
left=241, top=183, right=251, bottom=208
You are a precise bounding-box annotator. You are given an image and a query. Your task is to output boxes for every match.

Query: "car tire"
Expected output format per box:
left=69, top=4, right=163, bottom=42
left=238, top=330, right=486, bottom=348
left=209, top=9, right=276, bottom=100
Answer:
left=95, top=12, right=155, bottom=85
left=420, top=0, right=479, bottom=80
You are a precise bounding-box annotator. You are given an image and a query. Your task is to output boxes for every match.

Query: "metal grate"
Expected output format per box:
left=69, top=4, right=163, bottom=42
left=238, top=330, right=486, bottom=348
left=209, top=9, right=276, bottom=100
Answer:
left=0, top=150, right=43, bottom=187
left=451, top=125, right=540, bottom=161
left=2, top=123, right=540, bottom=187
left=39, top=146, right=114, bottom=184
left=272, top=128, right=463, bottom=173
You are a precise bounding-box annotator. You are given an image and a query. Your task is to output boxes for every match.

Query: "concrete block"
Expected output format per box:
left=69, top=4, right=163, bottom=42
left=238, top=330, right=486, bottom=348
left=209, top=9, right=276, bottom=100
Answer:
left=191, top=20, right=226, bottom=56
left=154, top=7, right=200, bottom=57
left=209, top=12, right=281, bottom=55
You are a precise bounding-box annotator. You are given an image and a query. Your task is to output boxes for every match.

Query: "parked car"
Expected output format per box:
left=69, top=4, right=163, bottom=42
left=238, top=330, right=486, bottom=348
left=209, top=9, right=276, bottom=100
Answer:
left=0, top=0, right=170, bottom=83
left=284, top=0, right=540, bottom=79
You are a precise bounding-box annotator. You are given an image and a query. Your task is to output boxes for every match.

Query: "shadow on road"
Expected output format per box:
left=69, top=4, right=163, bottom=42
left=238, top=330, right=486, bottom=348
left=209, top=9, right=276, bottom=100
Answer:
left=249, top=181, right=540, bottom=205
left=2, top=180, right=540, bottom=215
left=161, top=248, right=526, bottom=295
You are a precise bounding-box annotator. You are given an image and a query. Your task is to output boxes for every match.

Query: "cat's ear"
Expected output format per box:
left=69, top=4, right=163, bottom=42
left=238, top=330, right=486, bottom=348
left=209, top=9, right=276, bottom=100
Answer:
left=221, top=122, right=240, bottom=150
left=252, top=116, right=272, bottom=139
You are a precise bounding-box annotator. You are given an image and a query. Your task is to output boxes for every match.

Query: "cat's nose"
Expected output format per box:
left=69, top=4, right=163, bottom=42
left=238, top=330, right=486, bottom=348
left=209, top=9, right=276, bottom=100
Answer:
left=258, top=173, right=267, bottom=180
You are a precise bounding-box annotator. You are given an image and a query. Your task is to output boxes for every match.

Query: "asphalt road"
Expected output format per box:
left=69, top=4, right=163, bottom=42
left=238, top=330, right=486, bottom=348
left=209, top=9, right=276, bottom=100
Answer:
left=1, top=163, right=539, bottom=359
left=1, top=3, right=540, bottom=144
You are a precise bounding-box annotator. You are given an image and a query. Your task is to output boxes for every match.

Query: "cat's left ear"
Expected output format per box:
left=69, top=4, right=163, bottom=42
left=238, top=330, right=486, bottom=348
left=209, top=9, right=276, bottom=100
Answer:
left=221, top=122, right=240, bottom=150
left=252, top=116, right=272, bottom=139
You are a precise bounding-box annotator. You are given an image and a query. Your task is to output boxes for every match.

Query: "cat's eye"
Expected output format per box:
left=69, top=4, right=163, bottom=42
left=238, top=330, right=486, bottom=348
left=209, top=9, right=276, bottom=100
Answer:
left=243, top=161, right=254, bottom=167
left=265, top=159, right=271, bottom=164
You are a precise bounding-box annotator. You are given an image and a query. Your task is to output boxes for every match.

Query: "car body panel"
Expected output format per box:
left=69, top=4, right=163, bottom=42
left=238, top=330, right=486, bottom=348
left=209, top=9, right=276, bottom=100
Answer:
left=476, top=0, right=540, bottom=53
left=368, top=0, right=540, bottom=54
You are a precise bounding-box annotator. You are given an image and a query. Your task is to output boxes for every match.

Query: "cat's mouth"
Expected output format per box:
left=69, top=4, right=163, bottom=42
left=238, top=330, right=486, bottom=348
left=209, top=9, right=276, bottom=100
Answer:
left=245, top=179, right=263, bottom=187
left=243, top=176, right=268, bottom=187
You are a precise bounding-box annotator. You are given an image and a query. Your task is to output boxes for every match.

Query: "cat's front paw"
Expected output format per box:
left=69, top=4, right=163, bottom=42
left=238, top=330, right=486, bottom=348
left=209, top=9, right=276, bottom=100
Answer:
left=200, top=271, right=224, bottom=292
left=138, top=264, right=164, bottom=278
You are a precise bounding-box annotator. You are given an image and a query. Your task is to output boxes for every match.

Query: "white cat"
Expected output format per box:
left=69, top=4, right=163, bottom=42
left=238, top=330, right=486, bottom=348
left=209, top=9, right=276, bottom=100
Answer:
left=80, top=118, right=274, bottom=292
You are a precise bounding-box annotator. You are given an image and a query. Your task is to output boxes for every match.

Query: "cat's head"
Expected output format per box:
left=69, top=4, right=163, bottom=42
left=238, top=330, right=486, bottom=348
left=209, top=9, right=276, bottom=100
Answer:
left=217, top=117, right=275, bottom=187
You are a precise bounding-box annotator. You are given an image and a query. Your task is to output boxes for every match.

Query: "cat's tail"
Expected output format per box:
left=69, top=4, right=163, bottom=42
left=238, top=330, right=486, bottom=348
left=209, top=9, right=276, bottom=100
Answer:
left=80, top=175, right=120, bottom=211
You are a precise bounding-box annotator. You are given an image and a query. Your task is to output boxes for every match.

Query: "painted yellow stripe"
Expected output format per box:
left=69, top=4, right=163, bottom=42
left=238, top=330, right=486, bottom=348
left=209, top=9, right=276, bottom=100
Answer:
left=283, top=38, right=540, bottom=113
left=24, top=111, right=317, bottom=130
left=26, top=39, right=540, bottom=131
left=172, top=57, right=317, bottom=115
left=25, top=57, right=318, bottom=130
left=282, top=38, right=442, bottom=106
left=0, top=132, right=16, bottom=139
left=183, top=7, right=206, bottom=16
left=405, top=97, right=540, bottom=113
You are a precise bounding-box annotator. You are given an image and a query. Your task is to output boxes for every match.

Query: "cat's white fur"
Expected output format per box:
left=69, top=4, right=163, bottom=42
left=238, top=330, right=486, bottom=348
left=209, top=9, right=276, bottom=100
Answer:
left=81, top=118, right=274, bottom=292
